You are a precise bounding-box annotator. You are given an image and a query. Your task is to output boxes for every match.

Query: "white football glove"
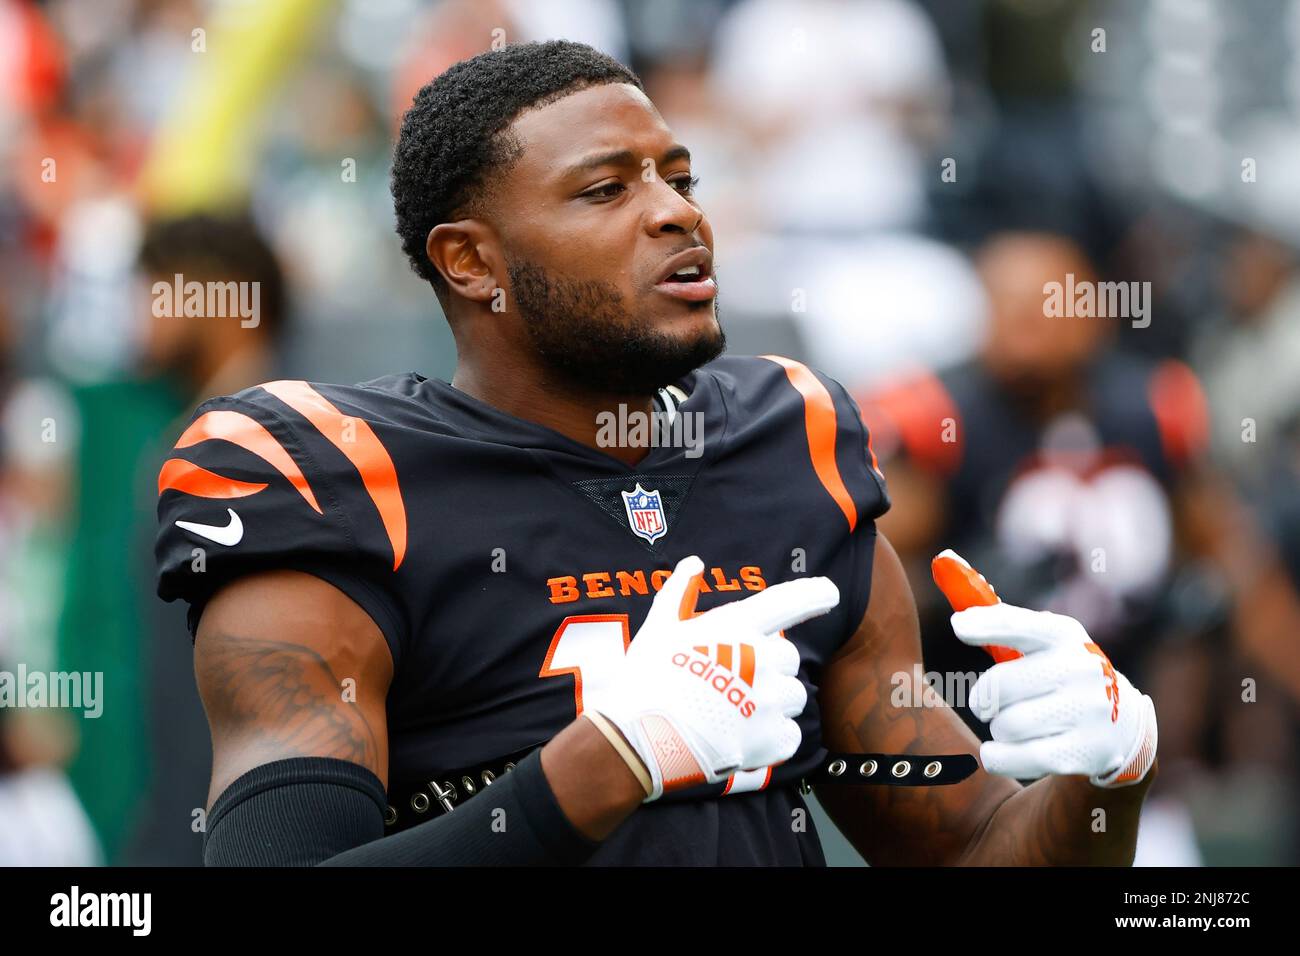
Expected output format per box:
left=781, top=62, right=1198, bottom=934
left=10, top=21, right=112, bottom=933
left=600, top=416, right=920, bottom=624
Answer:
left=932, top=549, right=1157, bottom=789
left=952, top=601, right=1158, bottom=787
left=587, top=555, right=839, bottom=801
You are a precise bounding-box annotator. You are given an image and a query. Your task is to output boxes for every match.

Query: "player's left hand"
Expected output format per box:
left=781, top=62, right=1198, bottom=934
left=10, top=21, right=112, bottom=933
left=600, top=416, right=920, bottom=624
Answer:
left=932, top=550, right=1158, bottom=788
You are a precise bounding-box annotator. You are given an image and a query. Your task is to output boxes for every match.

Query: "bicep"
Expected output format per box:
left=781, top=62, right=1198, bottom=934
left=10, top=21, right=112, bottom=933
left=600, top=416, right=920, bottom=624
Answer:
left=817, top=533, right=1018, bottom=865
left=194, top=570, right=394, bottom=807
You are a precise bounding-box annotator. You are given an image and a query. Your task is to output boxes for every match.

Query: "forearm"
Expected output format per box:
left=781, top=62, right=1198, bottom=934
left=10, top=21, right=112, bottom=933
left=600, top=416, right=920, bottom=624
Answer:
left=324, top=715, right=644, bottom=863
left=540, top=713, right=647, bottom=840
left=958, top=759, right=1157, bottom=866
left=205, top=716, right=644, bottom=866
left=319, top=745, right=603, bottom=866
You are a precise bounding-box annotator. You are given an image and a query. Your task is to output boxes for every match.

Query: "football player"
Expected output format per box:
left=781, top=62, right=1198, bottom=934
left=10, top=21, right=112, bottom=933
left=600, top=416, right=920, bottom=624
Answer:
left=156, top=41, right=1157, bottom=866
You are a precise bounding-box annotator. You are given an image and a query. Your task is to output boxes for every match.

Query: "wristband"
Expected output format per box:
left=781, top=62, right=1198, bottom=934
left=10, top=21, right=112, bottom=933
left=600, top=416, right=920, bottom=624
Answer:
left=584, top=711, right=653, bottom=798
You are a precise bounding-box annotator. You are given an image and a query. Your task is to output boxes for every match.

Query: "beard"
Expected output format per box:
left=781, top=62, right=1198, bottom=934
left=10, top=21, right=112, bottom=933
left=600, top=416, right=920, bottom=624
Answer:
left=506, top=256, right=725, bottom=396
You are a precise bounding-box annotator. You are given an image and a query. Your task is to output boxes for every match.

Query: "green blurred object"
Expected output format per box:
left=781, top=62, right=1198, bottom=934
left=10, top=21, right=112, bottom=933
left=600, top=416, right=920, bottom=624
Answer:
left=56, top=376, right=188, bottom=864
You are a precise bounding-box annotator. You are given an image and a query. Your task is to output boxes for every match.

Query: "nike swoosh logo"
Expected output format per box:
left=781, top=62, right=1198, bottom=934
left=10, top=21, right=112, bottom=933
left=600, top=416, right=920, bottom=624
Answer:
left=176, top=508, right=243, bottom=546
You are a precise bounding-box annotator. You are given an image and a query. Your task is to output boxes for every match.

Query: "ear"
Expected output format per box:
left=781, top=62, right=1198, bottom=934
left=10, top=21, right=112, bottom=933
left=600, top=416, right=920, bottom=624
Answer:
left=426, top=220, right=501, bottom=304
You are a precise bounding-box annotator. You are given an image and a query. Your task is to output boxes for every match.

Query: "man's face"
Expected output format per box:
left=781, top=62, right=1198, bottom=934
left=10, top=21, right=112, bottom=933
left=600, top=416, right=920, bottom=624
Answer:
left=490, top=82, right=723, bottom=395
left=978, top=234, right=1106, bottom=391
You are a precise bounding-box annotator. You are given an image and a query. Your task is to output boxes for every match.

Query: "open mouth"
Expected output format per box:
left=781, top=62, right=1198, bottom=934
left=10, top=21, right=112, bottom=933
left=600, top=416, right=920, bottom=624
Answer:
left=662, top=264, right=708, bottom=283
left=654, top=268, right=716, bottom=302
left=653, top=249, right=716, bottom=302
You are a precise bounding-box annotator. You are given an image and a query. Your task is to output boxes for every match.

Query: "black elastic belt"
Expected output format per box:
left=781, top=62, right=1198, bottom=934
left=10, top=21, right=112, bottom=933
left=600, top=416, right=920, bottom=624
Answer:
left=385, top=746, right=535, bottom=831
left=802, top=751, right=977, bottom=789
left=384, top=747, right=978, bottom=833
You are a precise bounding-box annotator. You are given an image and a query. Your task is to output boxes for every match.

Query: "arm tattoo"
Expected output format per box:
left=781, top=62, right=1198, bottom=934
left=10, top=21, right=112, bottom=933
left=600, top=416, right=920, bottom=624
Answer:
left=819, top=635, right=1019, bottom=865
left=199, top=634, right=382, bottom=783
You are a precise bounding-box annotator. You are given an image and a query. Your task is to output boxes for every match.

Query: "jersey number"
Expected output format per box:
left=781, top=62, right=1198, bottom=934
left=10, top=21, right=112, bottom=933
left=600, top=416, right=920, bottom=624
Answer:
left=539, top=614, right=772, bottom=794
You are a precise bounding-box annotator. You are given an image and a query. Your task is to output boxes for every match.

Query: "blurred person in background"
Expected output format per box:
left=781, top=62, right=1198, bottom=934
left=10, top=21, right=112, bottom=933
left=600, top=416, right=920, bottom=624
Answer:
left=0, top=288, right=99, bottom=865
left=710, top=0, right=948, bottom=236
left=1193, top=229, right=1300, bottom=487
left=700, top=0, right=979, bottom=375
left=257, top=59, right=410, bottom=326
left=855, top=231, right=1285, bottom=864
left=859, top=232, right=1207, bottom=719
left=1173, top=226, right=1300, bottom=865
left=56, top=213, right=287, bottom=864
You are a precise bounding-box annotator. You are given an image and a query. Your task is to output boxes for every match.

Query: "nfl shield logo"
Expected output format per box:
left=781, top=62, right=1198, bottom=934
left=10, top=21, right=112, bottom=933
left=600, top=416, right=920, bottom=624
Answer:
left=621, top=483, right=667, bottom=544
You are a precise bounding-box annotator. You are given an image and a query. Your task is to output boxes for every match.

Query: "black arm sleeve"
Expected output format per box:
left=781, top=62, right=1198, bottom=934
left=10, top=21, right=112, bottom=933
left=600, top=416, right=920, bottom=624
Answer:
left=203, top=750, right=600, bottom=867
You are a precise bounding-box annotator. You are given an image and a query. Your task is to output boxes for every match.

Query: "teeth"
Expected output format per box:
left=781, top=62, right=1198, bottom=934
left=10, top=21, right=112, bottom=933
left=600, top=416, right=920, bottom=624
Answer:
left=673, top=265, right=701, bottom=278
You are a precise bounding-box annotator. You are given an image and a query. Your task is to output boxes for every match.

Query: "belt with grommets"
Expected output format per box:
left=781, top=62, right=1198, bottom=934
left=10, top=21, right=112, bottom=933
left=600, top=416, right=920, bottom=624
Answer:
left=384, top=746, right=977, bottom=833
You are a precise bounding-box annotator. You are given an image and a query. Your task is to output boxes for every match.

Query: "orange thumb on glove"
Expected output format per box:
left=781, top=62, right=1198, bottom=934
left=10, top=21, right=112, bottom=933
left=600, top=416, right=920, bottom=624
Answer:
left=930, top=549, right=1022, bottom=663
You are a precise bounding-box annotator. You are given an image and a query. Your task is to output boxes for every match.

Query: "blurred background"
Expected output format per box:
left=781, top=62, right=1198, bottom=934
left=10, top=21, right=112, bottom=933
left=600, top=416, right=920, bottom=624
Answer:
left=1, top=0, right=1297, bottom=866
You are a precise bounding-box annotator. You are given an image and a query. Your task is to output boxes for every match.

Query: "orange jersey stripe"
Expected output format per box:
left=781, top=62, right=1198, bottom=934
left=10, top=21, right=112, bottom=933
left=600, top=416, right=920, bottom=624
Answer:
left=175, top=410, right=322, bottom=514
left=259, top=380, right=408, bottom=570
left=158, top=457, right=268, bottom=500
left=761, top=355, right=857, bottom=532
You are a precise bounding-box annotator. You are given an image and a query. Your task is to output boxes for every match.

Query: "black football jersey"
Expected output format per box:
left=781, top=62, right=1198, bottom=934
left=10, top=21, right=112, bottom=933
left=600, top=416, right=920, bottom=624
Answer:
left=156, top=355, right=890, bottom=865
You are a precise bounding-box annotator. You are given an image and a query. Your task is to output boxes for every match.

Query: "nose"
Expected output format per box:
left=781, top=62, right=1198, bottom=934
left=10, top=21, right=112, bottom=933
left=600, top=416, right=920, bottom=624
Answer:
left=644, top=178, right=704, bottom=238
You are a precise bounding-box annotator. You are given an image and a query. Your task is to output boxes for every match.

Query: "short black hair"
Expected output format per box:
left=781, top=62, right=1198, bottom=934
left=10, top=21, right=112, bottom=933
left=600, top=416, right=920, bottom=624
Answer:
left=391, top=40, right=643, bottom=301
left=138, top=213, right=287, bottom=339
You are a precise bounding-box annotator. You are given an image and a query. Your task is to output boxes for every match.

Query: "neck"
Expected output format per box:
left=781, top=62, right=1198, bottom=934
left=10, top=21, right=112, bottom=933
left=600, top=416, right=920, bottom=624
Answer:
left=452, top=358, right=656, bottom=467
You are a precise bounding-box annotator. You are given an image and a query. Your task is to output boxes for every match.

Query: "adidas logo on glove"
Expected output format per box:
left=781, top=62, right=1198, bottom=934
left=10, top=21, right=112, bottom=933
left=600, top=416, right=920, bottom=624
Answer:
left=671, top=644, right=757, bottom=718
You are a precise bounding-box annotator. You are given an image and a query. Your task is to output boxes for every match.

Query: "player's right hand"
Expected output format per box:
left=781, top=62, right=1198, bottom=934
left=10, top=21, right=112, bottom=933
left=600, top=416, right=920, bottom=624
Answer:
left=586, top=555, right=839, bottom=801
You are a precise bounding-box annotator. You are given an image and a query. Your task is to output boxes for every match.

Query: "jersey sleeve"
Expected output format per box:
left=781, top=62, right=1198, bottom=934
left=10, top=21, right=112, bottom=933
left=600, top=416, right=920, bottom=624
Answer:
left=753, top=355, right=890, bottom=638
left=154, top=388, right=408, bottom=666
left=822, top=374, right=892, bottom=634
left=827, top=376, right=892, bottom=524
